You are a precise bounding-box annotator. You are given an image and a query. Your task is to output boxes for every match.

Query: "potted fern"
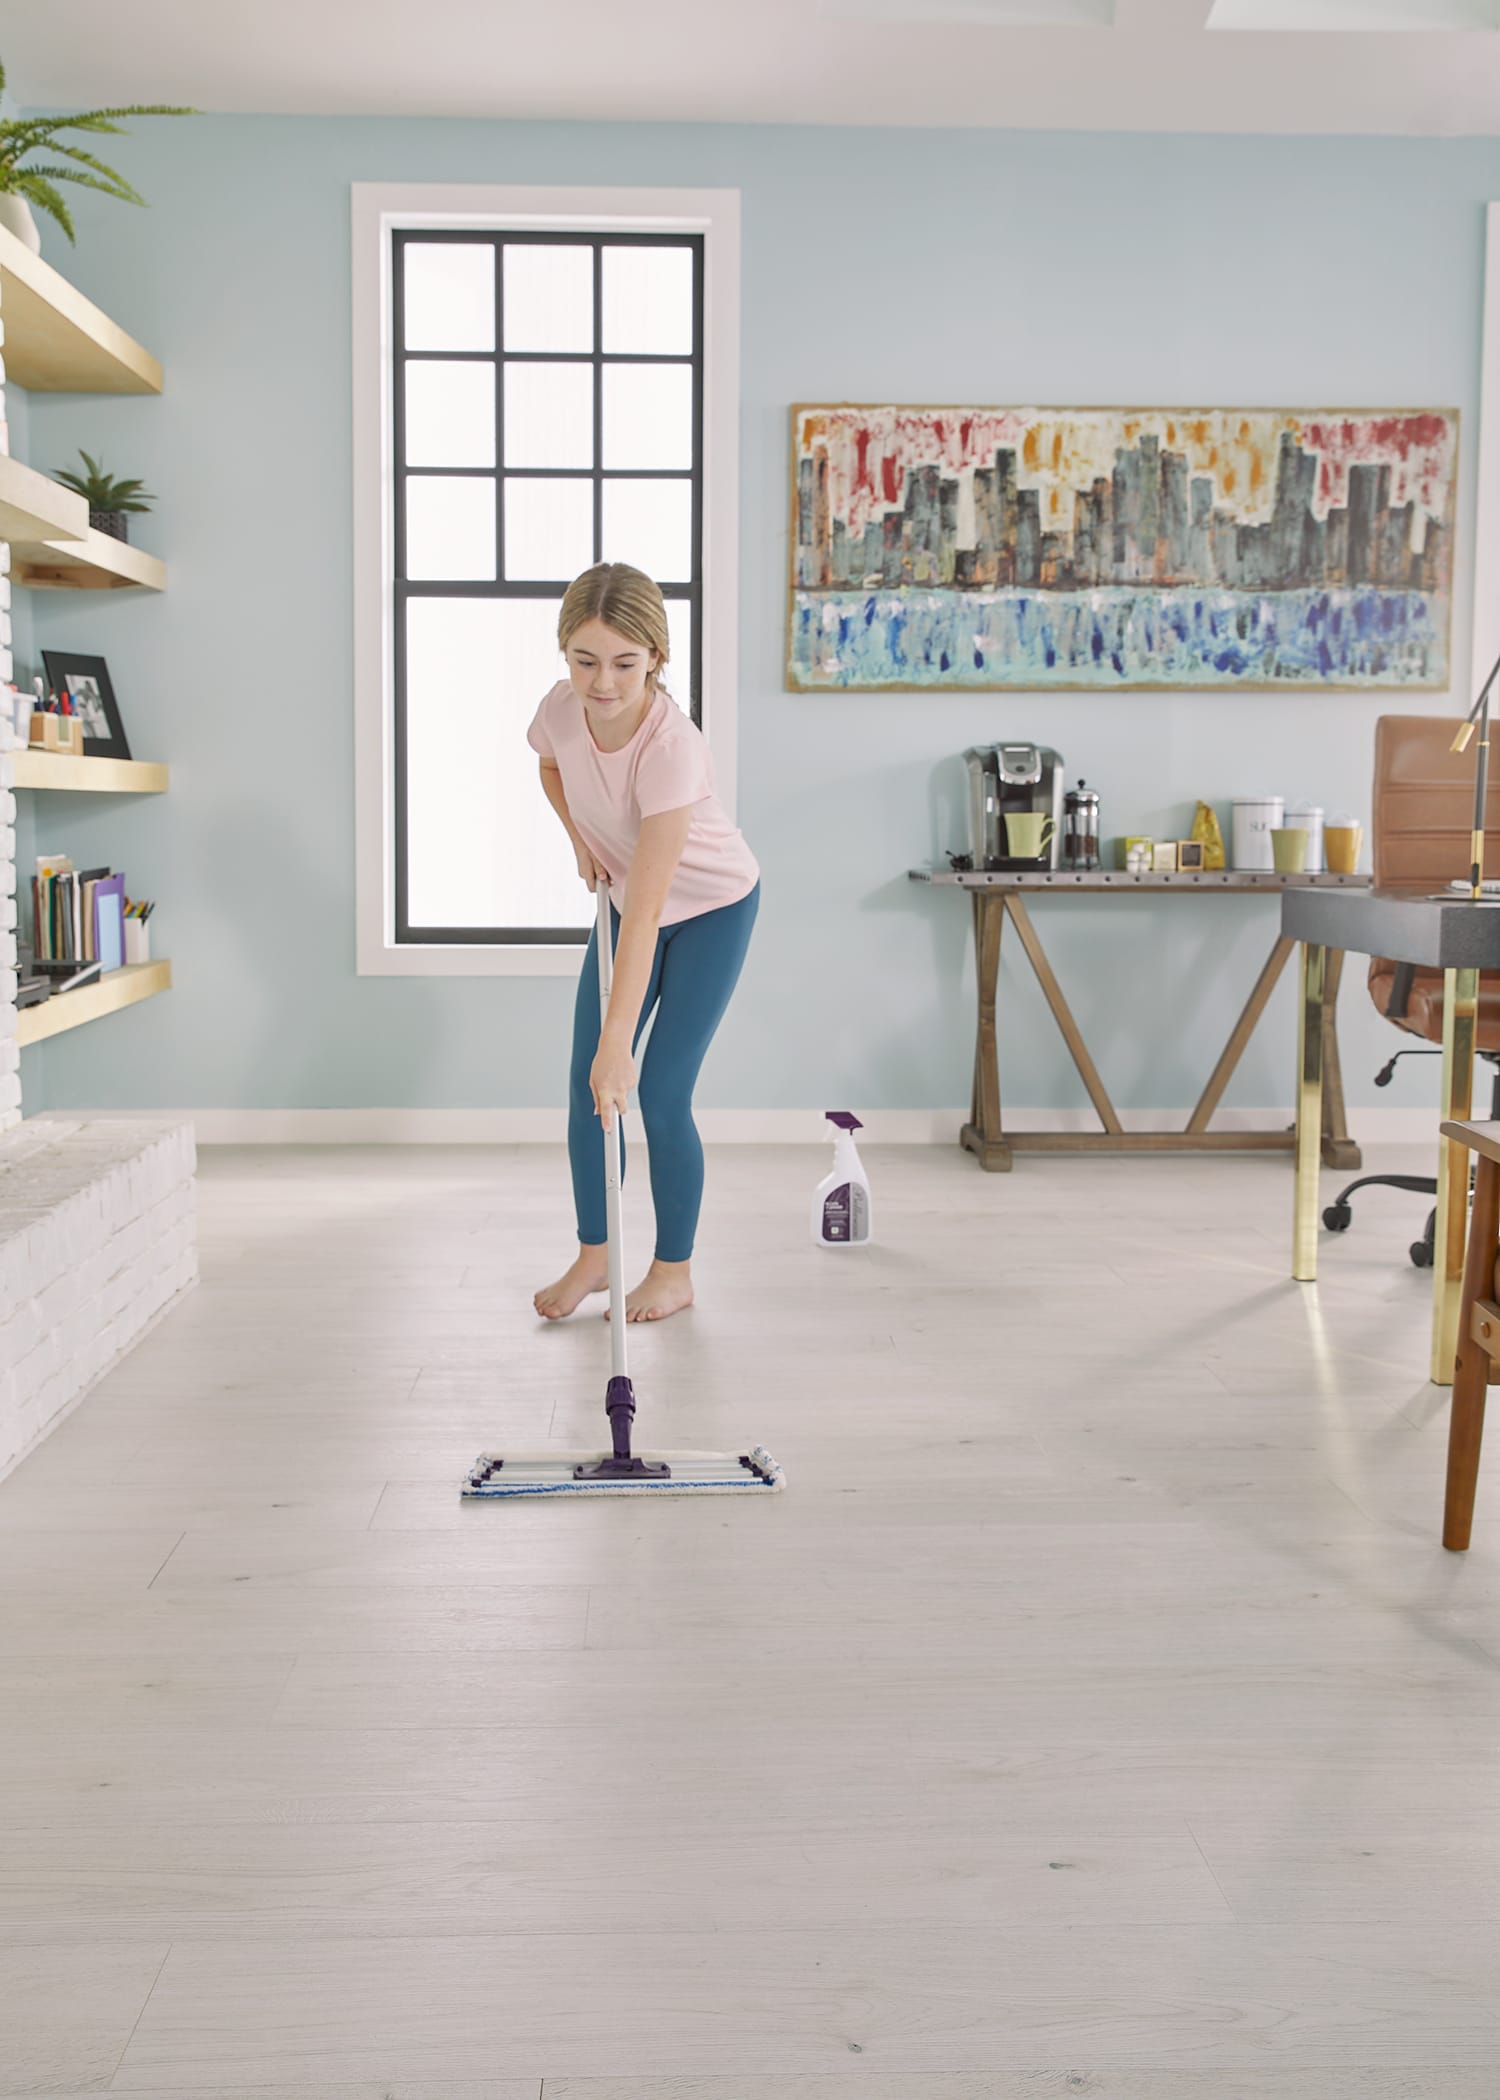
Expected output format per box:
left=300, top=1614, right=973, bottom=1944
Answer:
left=53, top=451, right=154, bottom=543
left=0, top=59, right=194, bottom=253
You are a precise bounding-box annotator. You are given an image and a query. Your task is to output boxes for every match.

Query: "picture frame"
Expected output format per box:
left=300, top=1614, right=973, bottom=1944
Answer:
left=789, top=402, right=1458, bottom=692
left=39, top=650, right=131, bottom=761
left=1177, top=840, right=1206, bottom=871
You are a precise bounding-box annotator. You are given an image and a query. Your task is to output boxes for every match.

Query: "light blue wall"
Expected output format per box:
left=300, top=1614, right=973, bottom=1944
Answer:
left=12, top=115, right=1499, bottom=1114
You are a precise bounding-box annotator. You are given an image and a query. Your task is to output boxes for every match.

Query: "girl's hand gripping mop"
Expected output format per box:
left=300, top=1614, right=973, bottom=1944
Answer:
left=463, top=882, right=783, bottom=1499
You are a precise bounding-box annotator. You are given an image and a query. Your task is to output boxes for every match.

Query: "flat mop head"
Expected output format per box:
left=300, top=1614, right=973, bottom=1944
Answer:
left=462, top=1445, right=784, bottom=1499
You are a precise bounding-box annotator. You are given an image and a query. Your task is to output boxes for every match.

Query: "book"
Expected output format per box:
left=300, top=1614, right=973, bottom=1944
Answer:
left=92, top=875, right=126, bottom=971
left=31, top=857, right=128, bottom=965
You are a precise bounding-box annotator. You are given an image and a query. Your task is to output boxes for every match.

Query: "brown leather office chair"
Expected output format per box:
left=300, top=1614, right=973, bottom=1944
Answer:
left=1324, top=714, right=1500, bottom=1265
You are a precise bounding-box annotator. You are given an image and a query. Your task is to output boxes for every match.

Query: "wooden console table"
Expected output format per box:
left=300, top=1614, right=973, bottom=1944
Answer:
left=909, top=868, right=1370, bottom=1173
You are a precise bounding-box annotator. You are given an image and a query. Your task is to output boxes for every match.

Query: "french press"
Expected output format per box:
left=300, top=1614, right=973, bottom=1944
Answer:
left=1063, top=779, right=1101, bottom=871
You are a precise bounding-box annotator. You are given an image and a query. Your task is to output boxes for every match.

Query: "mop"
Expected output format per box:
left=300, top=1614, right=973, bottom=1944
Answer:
left=463, top=881, right=784, bottom=1500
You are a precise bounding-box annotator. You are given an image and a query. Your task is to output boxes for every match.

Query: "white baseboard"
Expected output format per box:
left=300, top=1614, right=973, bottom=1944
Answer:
left=30, top=1106, right=1446, bottom=1145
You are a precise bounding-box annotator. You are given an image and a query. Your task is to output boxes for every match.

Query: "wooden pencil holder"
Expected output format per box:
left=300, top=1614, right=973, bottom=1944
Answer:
left=28, top=713, right=85, bottom=754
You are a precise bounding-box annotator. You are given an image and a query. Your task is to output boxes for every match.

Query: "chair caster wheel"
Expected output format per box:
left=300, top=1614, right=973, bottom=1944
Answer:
left=1324, top=1203, right=1352, bottom=1231
left=1410, top=1240, right=1435, bottom=1269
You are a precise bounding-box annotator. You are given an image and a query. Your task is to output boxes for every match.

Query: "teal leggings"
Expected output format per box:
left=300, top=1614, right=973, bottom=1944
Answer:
left=569, top=882, right=760, bottom=1262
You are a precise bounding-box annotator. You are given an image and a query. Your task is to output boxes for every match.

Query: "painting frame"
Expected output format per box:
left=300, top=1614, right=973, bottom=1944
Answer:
left=787, top=401, right=1459, bottom=694
left=39, top=650, right=132, bottom=760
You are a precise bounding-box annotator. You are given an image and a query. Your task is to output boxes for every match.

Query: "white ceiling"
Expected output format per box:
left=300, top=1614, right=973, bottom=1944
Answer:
left=5, top=0, right=1500, bottom=135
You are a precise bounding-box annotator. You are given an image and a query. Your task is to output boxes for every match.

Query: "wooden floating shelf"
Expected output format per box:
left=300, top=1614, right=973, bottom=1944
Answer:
left=9, top=524, right=166, bottom=593
left=16, top=961, right=172, bottom=1048
left=0, top=450, right=87, bottom=546
left=10, top=751, right=169, bottom=793
left=0, top=224, right=162, bottom=394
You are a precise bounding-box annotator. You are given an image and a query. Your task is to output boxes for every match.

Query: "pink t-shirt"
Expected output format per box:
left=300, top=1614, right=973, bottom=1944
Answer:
left=527, top=681, right=759, bottom=926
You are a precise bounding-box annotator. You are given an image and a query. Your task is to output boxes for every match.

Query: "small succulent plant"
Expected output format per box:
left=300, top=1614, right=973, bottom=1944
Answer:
left=53, top=450, right=155, bottom=515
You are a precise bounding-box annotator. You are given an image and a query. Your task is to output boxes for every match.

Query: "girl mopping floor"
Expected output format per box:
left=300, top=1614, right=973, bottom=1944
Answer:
left=530, top=561, right=760, bottom=1326
left=463, top=562, right=780, bottom=1498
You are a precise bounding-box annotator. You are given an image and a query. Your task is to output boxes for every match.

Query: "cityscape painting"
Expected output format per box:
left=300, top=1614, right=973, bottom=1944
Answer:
left=788, top=404, right=1458, bottom=691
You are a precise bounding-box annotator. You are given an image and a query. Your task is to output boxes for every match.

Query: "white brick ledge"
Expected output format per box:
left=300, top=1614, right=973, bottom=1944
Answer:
left=0, top=1116, right=198, bottom=1483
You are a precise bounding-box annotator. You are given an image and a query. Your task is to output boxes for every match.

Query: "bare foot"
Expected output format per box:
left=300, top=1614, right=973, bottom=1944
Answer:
left=534, top=1247, right=610, bottom=1320
left=606, top=1258, right=695, bottom=1323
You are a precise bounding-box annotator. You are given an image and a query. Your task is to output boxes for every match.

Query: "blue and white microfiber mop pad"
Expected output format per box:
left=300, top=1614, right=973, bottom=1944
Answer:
left=462, top=1444, right=784, bottom=1499
left=462, top=884, right=782, bottom=1506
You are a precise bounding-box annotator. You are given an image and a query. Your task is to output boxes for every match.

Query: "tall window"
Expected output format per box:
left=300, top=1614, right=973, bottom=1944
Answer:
left=392, top=230, right=705, bottom=946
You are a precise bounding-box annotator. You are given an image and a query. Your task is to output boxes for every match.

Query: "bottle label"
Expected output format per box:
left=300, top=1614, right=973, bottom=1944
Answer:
left=822, top=1183, right=868, bottom=1242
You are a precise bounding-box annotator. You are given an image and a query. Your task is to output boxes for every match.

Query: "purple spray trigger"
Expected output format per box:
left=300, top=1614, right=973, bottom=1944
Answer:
left=825, top=1112, right=863, bottom=1132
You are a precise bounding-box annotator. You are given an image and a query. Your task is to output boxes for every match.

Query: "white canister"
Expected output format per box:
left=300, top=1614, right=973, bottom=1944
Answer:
left=1226, top=797, right=1285, bottom=873
left=1284, top=800, right=1325, bottom=873
left=1232, top=796, right=1285, bottom=871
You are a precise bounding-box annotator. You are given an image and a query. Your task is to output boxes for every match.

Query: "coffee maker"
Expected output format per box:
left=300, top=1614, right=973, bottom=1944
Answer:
left=963, top=743, right=1065, bottom=869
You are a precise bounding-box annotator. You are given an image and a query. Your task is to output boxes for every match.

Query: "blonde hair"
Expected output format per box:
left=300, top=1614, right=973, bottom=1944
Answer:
left=558, top=563, right=671, bottom=692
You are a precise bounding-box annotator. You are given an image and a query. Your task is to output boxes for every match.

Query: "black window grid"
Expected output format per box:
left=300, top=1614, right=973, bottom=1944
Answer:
left=391, top=228, right=706, bottom=946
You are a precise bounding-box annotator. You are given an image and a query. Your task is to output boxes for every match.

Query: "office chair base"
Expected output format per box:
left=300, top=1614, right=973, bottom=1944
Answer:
left=1327, top=1047, right=1499, bottom=1268
left=1324, top=1174, right=1441, bottom=1232
left=1326, top=1181, right=1446, bottom=1268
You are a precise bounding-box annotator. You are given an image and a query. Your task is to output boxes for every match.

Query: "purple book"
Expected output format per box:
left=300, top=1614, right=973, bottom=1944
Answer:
left=92, top=873, right=126, bottom=971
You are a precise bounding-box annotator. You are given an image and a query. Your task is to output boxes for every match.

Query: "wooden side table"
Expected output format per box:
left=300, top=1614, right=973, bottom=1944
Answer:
left=909, top=868, right=1367, bottom=1174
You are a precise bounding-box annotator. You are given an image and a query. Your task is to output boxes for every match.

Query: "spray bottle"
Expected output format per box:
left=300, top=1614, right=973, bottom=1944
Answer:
left=812, top=1111, right=873, bottom=1247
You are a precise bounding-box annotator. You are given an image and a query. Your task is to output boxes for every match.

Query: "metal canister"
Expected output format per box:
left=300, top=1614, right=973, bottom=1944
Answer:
left=1232, top=796, right=1284, bottom=871
left=1284, top=799, right=1325, bottom=873
left=1063, top=779, right=1101, bottom=871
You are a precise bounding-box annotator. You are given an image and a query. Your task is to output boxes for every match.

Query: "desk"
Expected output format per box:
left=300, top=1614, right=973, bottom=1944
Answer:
left=911, top=867, right=1368, bottom=1172
left=1282, top=887, right=1500, bottom=1385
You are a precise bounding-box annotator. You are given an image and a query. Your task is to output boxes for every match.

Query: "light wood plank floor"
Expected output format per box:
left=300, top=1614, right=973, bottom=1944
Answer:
left=2, top=1139, right=1499, bottom=2099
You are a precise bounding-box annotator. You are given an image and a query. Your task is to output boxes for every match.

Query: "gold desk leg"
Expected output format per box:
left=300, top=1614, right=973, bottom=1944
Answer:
left=1431, top=966, right=1478, bottom=1387
left=1293, top=942, right=1326, bottom=1284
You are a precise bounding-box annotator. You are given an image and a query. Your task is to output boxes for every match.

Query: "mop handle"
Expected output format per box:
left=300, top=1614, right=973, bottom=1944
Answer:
left=597, top=880, right=628, bottom=1381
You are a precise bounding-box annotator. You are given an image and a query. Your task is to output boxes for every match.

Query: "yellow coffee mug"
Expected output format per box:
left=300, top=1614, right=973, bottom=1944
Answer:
left=1006, top=811, right=1056, bottom=858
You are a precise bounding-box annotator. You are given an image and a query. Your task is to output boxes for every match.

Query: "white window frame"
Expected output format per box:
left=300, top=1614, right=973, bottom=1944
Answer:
left=1473, top=203, right=1500, bottom=720
left=352, top=182, right=741, bottom=978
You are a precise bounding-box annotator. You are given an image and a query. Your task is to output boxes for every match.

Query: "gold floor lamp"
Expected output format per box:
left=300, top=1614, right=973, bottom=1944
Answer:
left=1452, top=651, right=1500, bottom=898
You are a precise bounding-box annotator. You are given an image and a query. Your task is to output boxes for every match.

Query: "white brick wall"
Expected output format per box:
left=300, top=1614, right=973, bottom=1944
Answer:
left=0, top=274, right=199, bottom=1476
left=0, top=1116, right=198, bottom=1481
